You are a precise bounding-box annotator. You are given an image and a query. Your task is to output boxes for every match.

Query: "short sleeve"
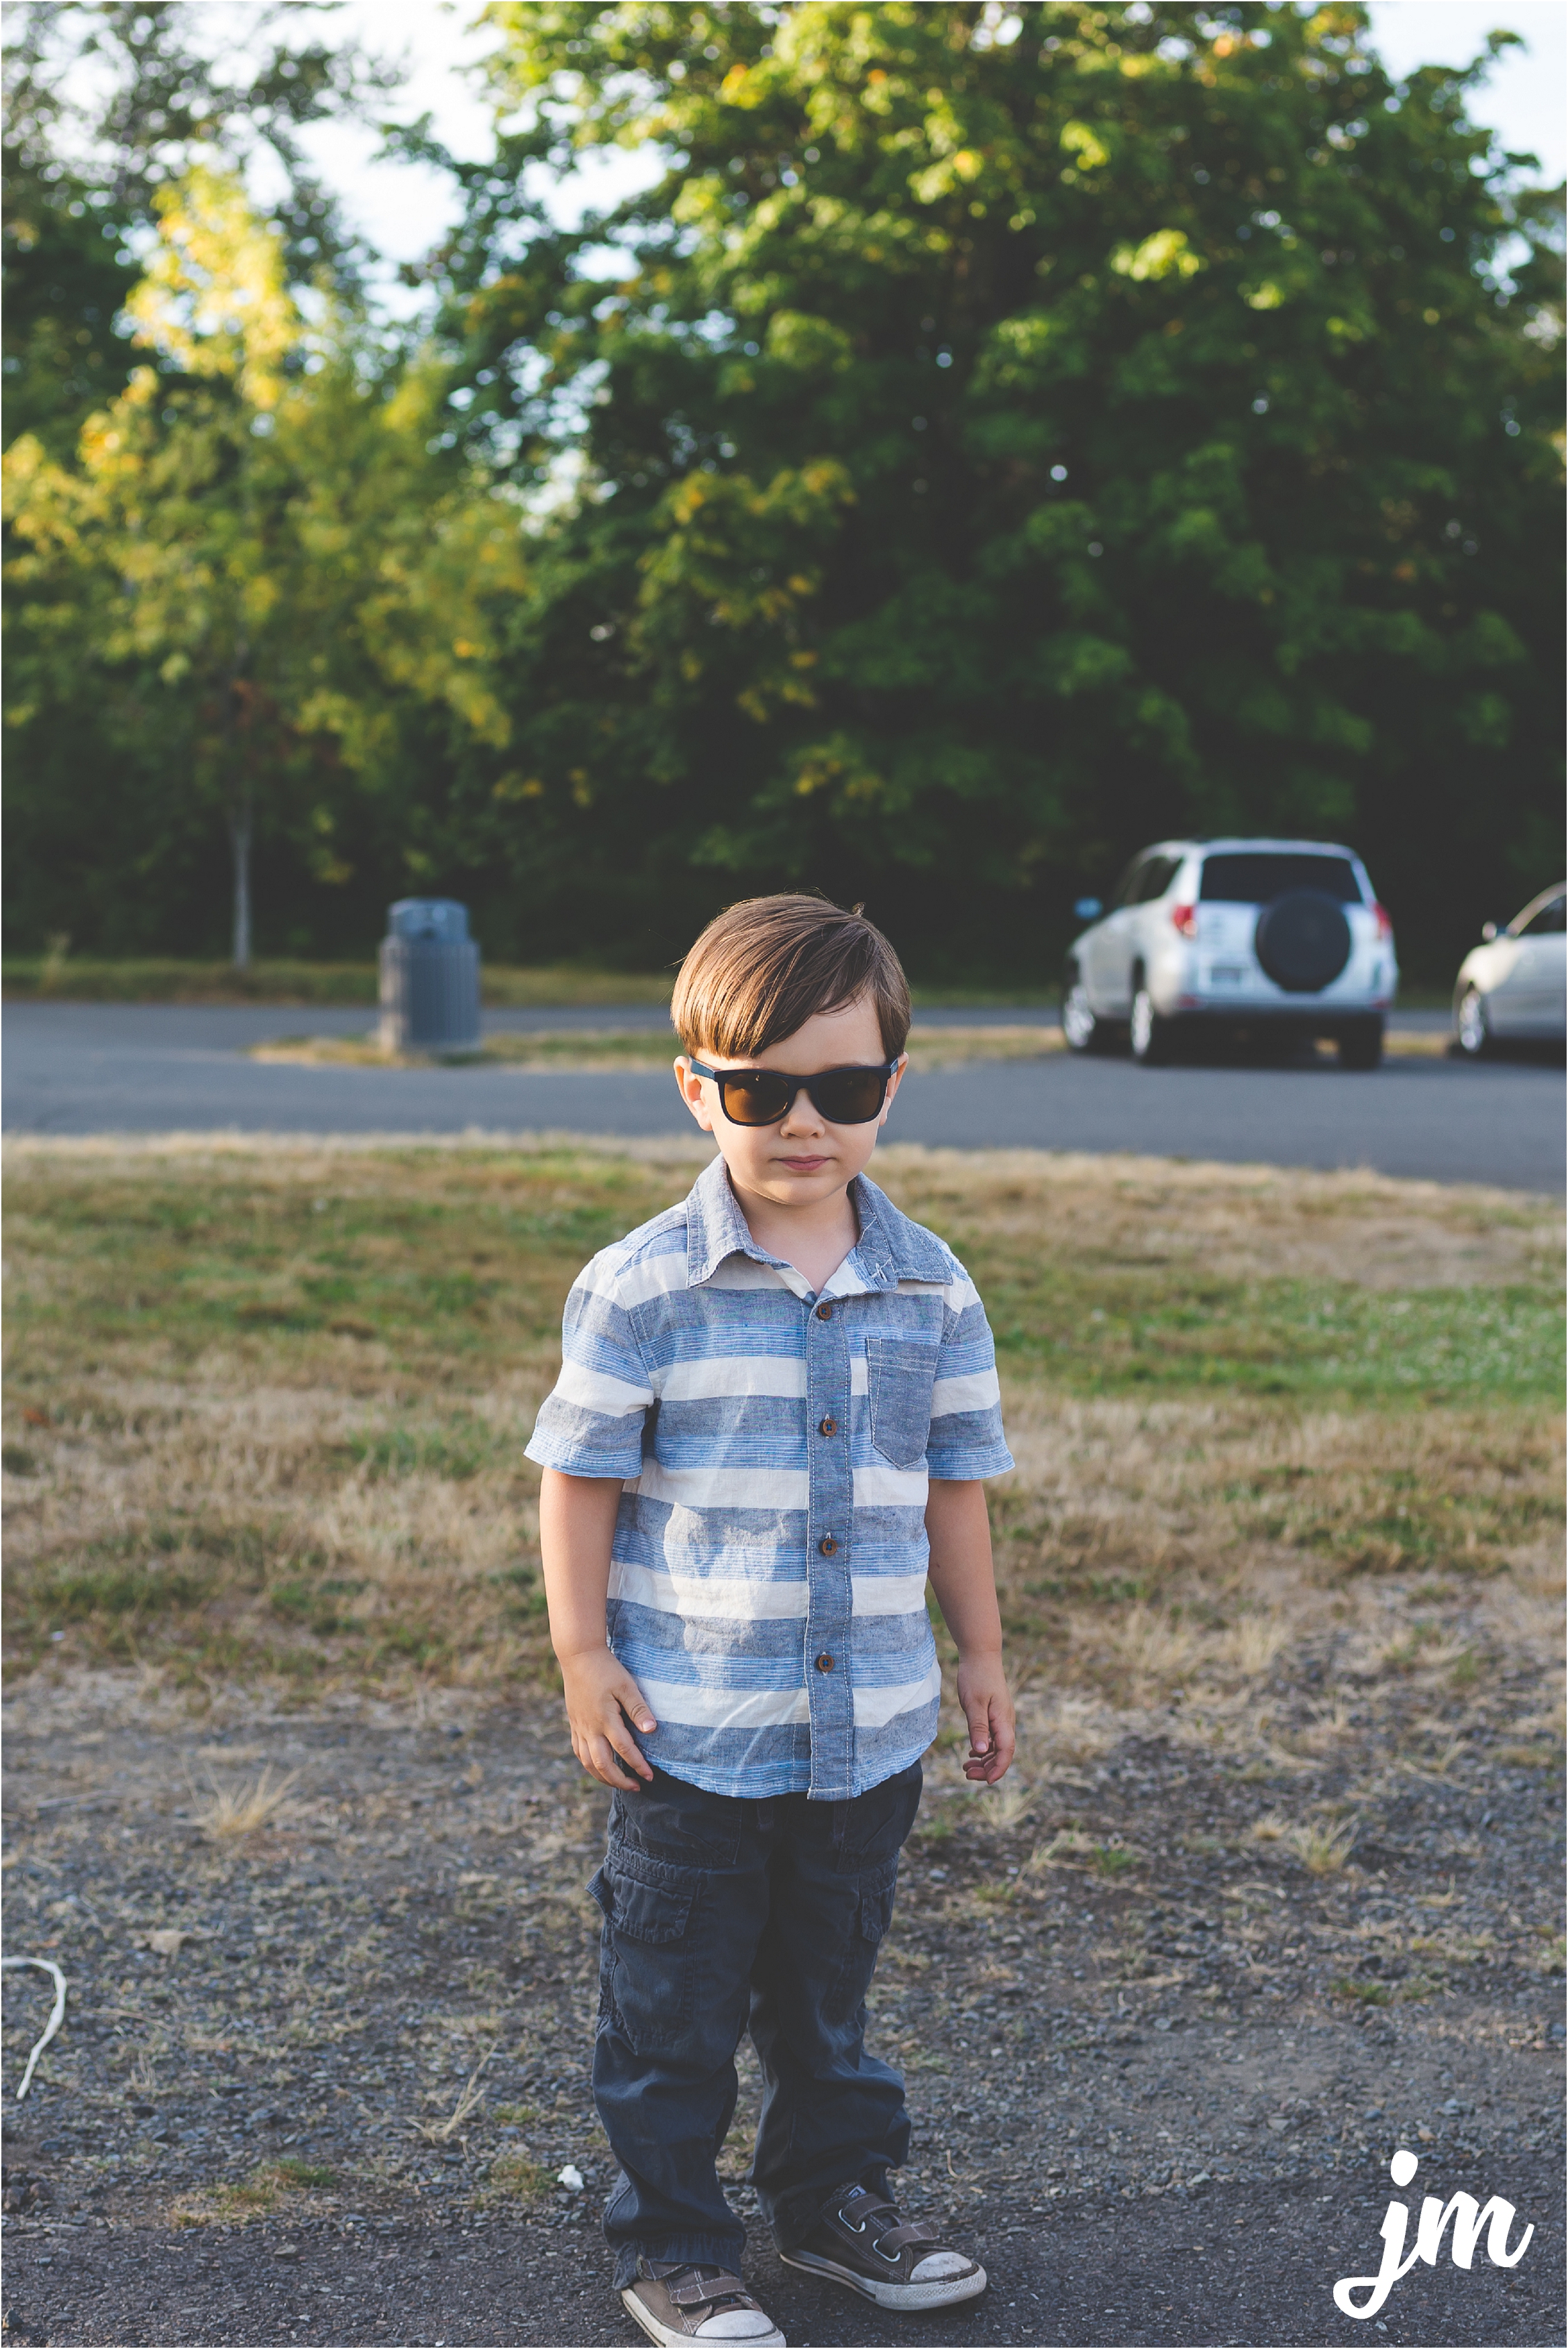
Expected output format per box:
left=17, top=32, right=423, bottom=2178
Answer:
left=925, top=1260, right=1013, bottom=1481
left=524, top=1252, right=656, bottom=1481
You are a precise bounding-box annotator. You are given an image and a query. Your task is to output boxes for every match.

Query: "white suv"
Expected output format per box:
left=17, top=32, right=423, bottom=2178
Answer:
left=1062, top=838, right=1398, bottom=1069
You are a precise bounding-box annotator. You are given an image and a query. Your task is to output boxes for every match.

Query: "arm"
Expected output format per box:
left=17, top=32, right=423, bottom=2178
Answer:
left=538, top=1467, right=658, bottom=1792
left=925, top=1478, right=1014, bottom=1784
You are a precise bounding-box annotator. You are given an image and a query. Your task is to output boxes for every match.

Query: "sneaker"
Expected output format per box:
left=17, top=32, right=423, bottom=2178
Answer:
left=621, top=2259, right=786, bottom=2347
left=778, top=2182, right=986, bottom=2312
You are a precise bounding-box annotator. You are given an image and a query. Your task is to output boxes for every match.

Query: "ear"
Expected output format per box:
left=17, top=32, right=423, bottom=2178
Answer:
left=877, top=1052, right=908, bottom=1127
left=674, top=1055, right=717, bottom=1132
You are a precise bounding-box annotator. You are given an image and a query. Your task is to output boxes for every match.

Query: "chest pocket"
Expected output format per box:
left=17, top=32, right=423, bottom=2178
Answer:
left=865, top=1337, right=938, bottom=1470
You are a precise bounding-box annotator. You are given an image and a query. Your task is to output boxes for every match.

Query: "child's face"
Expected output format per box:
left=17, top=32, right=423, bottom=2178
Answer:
left=674, top=994, right=906, bottom=1211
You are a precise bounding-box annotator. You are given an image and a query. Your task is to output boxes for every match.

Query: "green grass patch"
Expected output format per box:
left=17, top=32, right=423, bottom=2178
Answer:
left=4, top=1142, right=1559, bottom=1689
left=1331, top=1976, right=1394, bottom=2006
left=482, top=2150, right=556, bottom=2203
left=986, top=1276, right=1561, bottom=1407
left=3, top=958, right=676, bottom=1007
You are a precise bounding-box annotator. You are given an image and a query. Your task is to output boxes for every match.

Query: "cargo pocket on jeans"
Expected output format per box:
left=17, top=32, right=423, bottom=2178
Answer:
left=866, top=1338, right=937, bottom=1470
left=825, top=1856, right=898, bottom=2025
left=601, top=1846, right=702, bottom=2056
left=588, top=1866, right=615, bottom=2032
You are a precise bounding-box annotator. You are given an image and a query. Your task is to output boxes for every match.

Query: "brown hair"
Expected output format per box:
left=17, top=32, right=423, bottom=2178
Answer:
left=671, top=894, right=911, bottom=1061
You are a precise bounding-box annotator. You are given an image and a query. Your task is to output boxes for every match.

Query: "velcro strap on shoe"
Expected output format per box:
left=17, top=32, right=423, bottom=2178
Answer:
left=835, top=2192, right=900, bottom=2228
left=666, top=2272, right=747, bottom=2310
left=876, top=2221, right=940, bottom=2254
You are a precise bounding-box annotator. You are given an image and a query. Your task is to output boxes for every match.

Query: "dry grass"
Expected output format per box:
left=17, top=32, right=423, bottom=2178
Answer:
left=191, top=1764, right=299, bottom=1840
left=248, top=1022, right=1071, bottom=1072
left=3, top=1138, right=1561, bottom=1754
left=246, top=1021, right=1452, bottom=1073
left=1281, top=1817, right=1362, bottom=1875
left=415, top=2047, right=498, bottom=2144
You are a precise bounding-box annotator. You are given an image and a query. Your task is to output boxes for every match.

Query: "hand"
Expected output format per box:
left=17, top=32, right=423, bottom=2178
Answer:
left=560, top=1650, right=658, bottom=1792
left=955, top=1653, right=1015, bottom=1784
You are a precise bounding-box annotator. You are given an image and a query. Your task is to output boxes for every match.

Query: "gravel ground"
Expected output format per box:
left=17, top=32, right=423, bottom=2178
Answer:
left=3, top=1674, right=1562, bottom=2348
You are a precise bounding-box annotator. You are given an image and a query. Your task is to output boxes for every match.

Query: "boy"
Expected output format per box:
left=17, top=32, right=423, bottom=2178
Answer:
left=525, top=895, right=1015, bottom=2348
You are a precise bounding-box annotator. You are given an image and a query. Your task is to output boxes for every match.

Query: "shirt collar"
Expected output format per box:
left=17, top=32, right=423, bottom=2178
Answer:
left=684, top=1154, right=950, bottom=1293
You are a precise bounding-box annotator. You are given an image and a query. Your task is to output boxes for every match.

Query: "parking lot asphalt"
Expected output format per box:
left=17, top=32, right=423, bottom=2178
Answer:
left=3, top=1002, right=1561, bottom=1192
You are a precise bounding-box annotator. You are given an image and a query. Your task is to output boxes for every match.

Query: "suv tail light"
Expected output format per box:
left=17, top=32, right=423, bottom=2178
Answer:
left=1373, top=902, right=1394, bottom=941
left=1170, top=903, right=1198, bottom=939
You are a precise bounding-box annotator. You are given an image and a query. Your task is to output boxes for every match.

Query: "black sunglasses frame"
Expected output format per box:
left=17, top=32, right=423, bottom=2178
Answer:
left=686, top=1056, right=902, bottom=1128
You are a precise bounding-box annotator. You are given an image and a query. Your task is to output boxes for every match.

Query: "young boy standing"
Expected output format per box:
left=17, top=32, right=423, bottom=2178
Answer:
left=525, top=895, right=1015, bottom=2348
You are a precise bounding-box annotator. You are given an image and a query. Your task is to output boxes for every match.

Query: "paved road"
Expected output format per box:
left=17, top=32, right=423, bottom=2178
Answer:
left=3, top=1003, right=1561, bottom=1192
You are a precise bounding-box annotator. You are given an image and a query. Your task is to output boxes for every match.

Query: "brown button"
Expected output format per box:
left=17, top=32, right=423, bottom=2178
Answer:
left=819, top=1535, right=837, bottom=1556
left=815, top=1301, right=833, bottom=1320
left=819, top=1417, right=837, bottom=1438
left=815, top=1652, right=835, bottom=1673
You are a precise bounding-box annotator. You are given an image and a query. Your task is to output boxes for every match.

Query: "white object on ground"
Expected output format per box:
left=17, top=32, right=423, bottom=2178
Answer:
left=1, top=1958, right=67, bottom=2098
left=557, top=2162, right=584, bottom=2191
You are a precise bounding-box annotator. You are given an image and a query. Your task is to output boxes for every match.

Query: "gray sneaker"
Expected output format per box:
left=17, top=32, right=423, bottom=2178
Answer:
left=778, top=2182, right=986, bottom=2311
left=621, top=2259, right=786, bottom=2347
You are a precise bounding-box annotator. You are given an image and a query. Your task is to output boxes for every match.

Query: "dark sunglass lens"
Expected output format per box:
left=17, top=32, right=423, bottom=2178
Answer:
left=723, top=1072, right=792, bottom=1125
left=811, top=1069, right=887, bottom=1124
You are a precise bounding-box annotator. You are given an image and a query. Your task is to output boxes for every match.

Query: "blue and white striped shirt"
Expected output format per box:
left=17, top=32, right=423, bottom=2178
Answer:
left=525, top=1154, right=1013, bottom=1801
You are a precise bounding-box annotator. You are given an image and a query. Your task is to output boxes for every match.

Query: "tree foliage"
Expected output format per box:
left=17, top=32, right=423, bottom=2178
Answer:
left=3, top=0, right=387, bottom=454
left=3, top=3, right=1562, bottom=977
left=5, top=170, right=525, bottom=961
left=416, top=0, right=1562, bottom=974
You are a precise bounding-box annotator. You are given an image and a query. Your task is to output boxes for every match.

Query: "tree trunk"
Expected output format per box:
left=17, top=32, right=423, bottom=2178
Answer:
left=229, top=787, right=253, bottom=970
left=224, top=654, right=254, bottom=971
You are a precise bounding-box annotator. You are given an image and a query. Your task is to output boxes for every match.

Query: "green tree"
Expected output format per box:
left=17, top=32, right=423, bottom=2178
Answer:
left=5, top=170, right=525, bottom=964
left=432, top=0, right=1561, bottom=978
left=3, top=1, right=390, bottom=455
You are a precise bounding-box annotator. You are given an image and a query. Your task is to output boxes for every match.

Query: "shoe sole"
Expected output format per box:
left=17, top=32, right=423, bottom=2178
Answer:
left=776, top=2249, right=988, bottom=2311
left=620, top=2286, right=786, bottom=2348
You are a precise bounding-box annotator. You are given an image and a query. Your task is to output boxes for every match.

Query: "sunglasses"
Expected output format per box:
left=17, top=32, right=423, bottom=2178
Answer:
left=686, top=1056, right=902, bottom=1128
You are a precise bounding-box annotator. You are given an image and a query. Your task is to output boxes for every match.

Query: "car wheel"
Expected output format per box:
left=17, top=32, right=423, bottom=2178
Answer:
left=1337, top=1015, right=1383, bottom=1071
left=1455, top=986, right=1491, bottom=1058
left=1129, top=985, right=1175, bottom=1067
left=1062, top=981, right=1105, bottom=1054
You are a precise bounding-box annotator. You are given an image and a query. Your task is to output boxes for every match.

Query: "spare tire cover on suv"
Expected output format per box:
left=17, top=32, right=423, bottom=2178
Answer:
left=1254, top=891, right=1353, bottom=994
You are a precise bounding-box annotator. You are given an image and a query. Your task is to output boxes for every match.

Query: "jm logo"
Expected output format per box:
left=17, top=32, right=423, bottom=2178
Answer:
left=1334, top=2149, right=1534, bottom=2321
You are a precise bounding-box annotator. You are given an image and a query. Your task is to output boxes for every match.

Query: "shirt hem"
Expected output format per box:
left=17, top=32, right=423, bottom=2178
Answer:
left=639, top=1740, right=933, bottom=1804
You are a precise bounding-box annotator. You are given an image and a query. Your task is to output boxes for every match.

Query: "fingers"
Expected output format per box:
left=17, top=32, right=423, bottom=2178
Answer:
left=962, top=1696, right=1016, bottom=1783
left=962, top=1693, right=994, bottom=1761
left=989, top=1703, right=1016, bottom=1779
left=612, top=1675, right=658, bottom=1737
left=571, top=1681, right=656, bottom=1790
left=581, top=1732, right=647, bottom=1793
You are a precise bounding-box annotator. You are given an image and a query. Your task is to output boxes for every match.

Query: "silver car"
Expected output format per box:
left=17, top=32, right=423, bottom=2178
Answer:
left=1062, top=836, right=1398, bottom=1069
left=1453, top=885, right=1566, bottom=1056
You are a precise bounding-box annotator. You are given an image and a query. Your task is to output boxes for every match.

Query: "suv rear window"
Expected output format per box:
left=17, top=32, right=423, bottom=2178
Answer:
left=1198, top=853, right=1362, bottom=905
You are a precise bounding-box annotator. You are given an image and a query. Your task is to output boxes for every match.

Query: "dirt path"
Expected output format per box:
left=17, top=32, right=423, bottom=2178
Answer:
left=2, top=1672, right=1561, bottom=2347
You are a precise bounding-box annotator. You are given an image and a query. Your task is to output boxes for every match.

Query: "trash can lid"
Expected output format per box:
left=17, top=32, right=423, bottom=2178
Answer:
left=386, top=898, right=470, bottom=942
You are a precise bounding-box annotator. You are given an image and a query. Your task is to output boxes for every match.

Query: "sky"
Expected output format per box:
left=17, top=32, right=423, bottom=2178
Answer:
left=301, top=0, right=1567, bottom=287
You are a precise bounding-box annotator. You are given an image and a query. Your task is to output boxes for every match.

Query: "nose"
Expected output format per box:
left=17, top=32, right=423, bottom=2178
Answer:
left=777, top=1082, right=826, bottom=1135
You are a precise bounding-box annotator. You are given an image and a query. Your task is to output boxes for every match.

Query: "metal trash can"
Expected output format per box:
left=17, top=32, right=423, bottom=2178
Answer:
left=378, top=899, right=481, bottom=1054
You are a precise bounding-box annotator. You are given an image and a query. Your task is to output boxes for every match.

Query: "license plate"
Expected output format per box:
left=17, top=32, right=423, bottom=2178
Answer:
left=1208, top=966, right=1248, bottom=985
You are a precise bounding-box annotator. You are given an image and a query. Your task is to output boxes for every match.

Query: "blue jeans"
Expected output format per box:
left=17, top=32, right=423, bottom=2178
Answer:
left=588, top=1760, right=923, bottom=2288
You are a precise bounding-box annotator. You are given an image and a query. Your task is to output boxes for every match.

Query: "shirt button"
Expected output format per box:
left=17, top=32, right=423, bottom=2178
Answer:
left=818, top=1535, right=837, bottom=1556
left=819, top=1417, right=837, bottom=1437
left=815, top=1652, right=835, bottom=1672
left=815, top=1301, right=833, bottom=1320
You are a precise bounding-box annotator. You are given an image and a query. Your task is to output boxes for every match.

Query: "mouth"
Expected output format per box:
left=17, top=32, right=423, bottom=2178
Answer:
left=778, top=1154, right=831, bottom=1173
